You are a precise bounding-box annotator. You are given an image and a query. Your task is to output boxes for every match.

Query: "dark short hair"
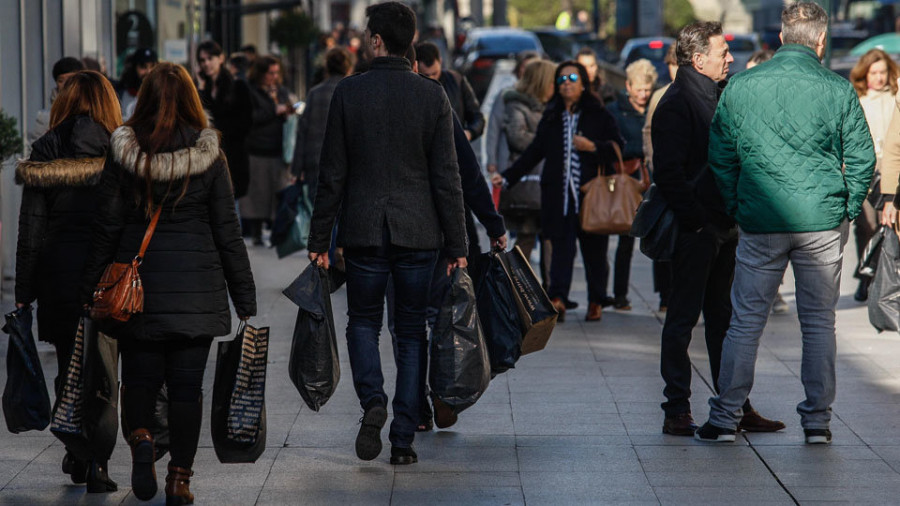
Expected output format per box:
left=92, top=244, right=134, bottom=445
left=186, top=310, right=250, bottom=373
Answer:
left=229, top=54, right=250, bottom=75
left=675, top=21, right=723, bottom=66
left=325, top=47, right=354, bottom=76
left=366, top=2, right=416, bottom=56
left=415, top=41, right=441, bottom=66
left=240, top=44, right=257, bottom=56
left=576, top=46, right=597, bottom=60
left=81, top=56, right=101, bottom=72
left=197, top=40, right=224, bottom=59
left=748, top=49, right=774, bottom=65
left=52, top=57, right=85, bottom=81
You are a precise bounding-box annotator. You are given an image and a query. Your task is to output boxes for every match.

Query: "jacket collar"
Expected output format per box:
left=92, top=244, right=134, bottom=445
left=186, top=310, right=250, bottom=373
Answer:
left=675, top=65, right=725, bottom=102
left=369, top=56, right=411, bottom=71
left=775, top=44, right=821, bottom=63
left=16, top=157, right=105, bottom=187
left=111, top=126, right=221, bottom=182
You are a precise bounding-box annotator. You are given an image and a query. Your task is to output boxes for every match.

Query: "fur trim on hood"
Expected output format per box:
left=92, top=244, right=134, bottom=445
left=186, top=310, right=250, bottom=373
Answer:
left=15, top=157, right=106, bottom=187
left=111, top=126, right=221, bottom=182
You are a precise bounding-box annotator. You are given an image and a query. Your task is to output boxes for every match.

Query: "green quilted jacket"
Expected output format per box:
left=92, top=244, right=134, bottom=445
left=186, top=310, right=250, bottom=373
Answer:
left=709, top=44, right=875, bottom=233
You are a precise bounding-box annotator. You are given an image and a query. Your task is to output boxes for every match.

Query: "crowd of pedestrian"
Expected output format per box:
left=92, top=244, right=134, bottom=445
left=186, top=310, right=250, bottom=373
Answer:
left=7, top=0, right=891, bottom=502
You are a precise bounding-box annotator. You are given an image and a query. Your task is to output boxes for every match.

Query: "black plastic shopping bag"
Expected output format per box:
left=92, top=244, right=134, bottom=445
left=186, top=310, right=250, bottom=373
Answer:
left=858, top=226, right=886, bottom=279
left=498, top=246, right=558, bottom=355
left=472, top=252, right=522, bottom=375
left=273, top=183, right=314, bottom=259
left=429, top=268, right=491, bottom=414
left=869, top=227, right=900, bottom=332
left=211, top=322, right=269, bottom=463
left=50, top=318, right=119, bottom=461
left=283, top=263, right=340, bottom=411
left=2, top=306, right=51, bottom=433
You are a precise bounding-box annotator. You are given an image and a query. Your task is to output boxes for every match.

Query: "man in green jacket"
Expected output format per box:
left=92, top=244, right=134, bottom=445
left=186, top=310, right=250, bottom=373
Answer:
left=696, top=2, right=875, bottom=445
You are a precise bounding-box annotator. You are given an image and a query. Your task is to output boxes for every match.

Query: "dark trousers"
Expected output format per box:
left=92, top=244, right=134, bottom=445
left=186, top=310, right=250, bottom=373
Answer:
left=547, top=212, right=607, bottom=304
left=853, top=200, right=877, bottom=281
left=121, top=338, right=213, bottom=469
left=344, top=245, right=438, bottom=448
left=654, top=260, right=673, bottom=306
left=598, top=234, right=636, bottom=299
left=660, top=225, right=750, bottom=416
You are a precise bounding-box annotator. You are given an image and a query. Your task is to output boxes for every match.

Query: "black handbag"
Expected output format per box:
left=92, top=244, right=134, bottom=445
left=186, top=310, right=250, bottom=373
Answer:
left=499, top=163, right=542, bottom=216
left=630, top=183, right=678, bottom=261
left=2, top=306, right=51, bottom=433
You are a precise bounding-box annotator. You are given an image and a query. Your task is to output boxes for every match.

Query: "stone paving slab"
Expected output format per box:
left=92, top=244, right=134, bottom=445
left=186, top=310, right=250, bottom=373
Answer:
left=3, top=236, right=900, bottom=504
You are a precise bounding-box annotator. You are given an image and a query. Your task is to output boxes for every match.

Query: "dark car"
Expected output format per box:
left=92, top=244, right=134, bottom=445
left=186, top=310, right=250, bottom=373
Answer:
left=618, top=37, right=675, bottom=85
left=531, top=28, right=616, bottom=63
left=725, top=33, right=761, bottom=75
left=454, top=27, right=544, bottom=101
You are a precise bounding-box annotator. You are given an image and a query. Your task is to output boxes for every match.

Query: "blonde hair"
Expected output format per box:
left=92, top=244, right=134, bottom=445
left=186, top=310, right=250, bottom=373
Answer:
left=516, top=59, right=558, bottom=102
left=625, top=59, right=658, bottom=86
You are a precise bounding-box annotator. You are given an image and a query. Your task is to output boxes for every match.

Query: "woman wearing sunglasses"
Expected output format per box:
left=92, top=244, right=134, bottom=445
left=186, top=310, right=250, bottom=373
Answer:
left=493, top=61, right=624, bottom=322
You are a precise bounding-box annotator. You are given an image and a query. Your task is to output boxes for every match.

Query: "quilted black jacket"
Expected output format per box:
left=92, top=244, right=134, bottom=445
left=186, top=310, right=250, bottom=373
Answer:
left=80, top=125, right=256, bottom=341
left=16, top=115, right=109, bottom=343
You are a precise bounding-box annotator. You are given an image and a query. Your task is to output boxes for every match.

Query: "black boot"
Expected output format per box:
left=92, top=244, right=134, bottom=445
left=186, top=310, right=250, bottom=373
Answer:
left=86, top=459, right=118, bottom=493
left=854, top=279, right=870, bottom=302
left=62, top=450, right=88, bottom=485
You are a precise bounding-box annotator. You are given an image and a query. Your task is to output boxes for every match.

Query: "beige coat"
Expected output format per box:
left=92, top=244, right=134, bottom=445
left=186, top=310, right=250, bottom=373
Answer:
left=642, top=83, right=671, bottom=172
left=879, top=93, right=900, bottom=194
left=861, top=88, right=896, bottom=164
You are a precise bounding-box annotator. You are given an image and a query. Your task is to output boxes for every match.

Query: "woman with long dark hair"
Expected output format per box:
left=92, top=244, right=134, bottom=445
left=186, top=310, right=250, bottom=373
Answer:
left=493, top=61, right=624, bottom=322
left=16, top=70, right=121, bottom=493
left=196, top=40, right=253, bottom=200
left=240, top=55, right=293, bottom=245
left=81, top=62, right=256, bottom=504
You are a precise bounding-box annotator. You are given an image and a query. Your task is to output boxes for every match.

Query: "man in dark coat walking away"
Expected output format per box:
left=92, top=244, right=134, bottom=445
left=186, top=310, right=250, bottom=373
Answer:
left=415, top=41, right=485, bottom=142
left=291, top=46, right=354, bottom=202
left=652, top=21, right=784, bottom=436
left=308, top=1, right=468, bottom=466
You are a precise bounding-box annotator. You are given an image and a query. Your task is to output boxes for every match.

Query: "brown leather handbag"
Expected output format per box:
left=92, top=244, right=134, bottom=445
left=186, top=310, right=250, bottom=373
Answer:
left=580, top=142, right=650, bottom=235
left=90, top=207, right=162, bottom=322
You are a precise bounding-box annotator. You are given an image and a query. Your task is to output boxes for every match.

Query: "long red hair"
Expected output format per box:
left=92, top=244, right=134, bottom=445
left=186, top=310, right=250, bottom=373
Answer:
left=125, top=62, right=209, bottom=215
left=49, top=70, right=122, bottom=133
left=850, top=49, right=899, bottom=97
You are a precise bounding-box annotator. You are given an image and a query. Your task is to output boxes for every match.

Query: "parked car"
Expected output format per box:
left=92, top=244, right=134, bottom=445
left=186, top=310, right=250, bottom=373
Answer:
left=726, top=33, right=761, bottom=75
left=454, top=27, right=544, bottom=101
left=530, top=28, right=616, bottom=63
left=619, top=37, right=675, bottom=85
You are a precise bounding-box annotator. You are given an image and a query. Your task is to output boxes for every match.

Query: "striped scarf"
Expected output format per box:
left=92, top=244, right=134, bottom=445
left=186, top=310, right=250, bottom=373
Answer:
left=562, top=110, right=581, bottom=215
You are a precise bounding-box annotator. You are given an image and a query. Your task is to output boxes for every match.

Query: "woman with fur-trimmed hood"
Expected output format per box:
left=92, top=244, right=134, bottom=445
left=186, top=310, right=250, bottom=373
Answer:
left=80, top=62, right=256, bottom=505
left=15, top=70, right=121, bottom=494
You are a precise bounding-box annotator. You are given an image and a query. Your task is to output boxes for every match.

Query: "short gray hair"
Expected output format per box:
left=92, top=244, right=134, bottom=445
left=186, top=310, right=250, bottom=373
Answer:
left=781, top=2, right=828, bottom=50
left=675, top=21, right=723, bottom=66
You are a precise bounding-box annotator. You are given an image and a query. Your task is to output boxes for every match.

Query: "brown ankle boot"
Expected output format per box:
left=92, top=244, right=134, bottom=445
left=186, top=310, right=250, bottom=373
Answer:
left=128, top=429, right=157, bottom=500
left=165, top=464, right=194, bottom=505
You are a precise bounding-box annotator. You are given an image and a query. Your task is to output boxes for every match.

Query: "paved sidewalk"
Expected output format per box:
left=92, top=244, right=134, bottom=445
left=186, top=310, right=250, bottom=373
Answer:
left=2, top=237, right=900, bottom=505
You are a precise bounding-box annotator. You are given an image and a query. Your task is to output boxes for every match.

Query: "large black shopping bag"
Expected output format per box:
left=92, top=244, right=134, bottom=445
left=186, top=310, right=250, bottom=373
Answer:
left=471, top=252, right=522, bottom=375
left=50, top=318, right=119, bottom=461
left=283, top=263, right=340, bottom=411
left=429, top=268, right=491, bottom=414
left=2, top=306, right=51, bottom=433
left=272, top=183, right=314, bottom=259
left=211, top=321, right=269, bottom=463
left=498, top=246, right=558, bottom=355
left=869, top=226, right=900, bottom=332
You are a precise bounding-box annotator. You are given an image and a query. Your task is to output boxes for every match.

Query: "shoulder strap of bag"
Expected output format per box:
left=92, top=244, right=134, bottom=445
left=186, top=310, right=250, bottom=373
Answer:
left=136, top=206, right=163, bottom=262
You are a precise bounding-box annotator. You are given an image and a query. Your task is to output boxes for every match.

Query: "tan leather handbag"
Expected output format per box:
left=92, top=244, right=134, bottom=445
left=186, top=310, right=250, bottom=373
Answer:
left=580, top=142, right=650, bottom=235
left=90, top=207, right=162, bottom=322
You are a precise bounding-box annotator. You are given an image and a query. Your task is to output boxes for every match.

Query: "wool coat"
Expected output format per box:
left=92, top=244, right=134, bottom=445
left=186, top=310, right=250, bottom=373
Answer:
left=309, top=57, right=467, bottom=258
left=80, top=126, right=256, bottom=341
left=198, top=70, right=253, bottom=198
left=16, top=115, right=109, bottom=343
left=501, top=96, right=624, bottom=239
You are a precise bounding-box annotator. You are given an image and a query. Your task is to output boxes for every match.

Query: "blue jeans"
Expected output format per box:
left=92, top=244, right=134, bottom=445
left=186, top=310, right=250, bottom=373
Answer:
left=708, top=221, right=849, bottom=430
left=344, top=245, right=438, bottom=448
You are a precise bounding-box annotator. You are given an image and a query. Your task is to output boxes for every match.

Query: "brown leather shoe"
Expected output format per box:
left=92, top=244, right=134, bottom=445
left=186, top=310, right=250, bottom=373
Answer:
left=585, top=302, right=602, bottom=321
left=739, top=409, right=786, bottom=433
left=165, top=464, right=194, bottom=505
left=551, top=297, right=566, bottom=322
left=432, top=396, right=458, bottom=429
left=127, top=429, right=157, bottom=501
left=663, top=412, right=699, bottom=436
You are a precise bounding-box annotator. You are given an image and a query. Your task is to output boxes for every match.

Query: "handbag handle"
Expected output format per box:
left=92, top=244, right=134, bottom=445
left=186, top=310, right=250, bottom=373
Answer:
left=609, top=141, right=626, bottom=174
left=135, top=206, right=163, bottom=264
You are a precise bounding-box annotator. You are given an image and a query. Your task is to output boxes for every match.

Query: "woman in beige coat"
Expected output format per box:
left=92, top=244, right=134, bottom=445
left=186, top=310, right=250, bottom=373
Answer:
left=850, top=49, right=898, bottom=300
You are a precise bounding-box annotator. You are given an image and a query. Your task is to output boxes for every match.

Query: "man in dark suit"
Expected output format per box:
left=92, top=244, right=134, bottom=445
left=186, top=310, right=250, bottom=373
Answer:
left=308, top=1, right=468, bottom=466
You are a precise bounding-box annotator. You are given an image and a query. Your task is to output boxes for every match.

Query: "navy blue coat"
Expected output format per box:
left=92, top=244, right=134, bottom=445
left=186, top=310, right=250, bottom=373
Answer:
left=501, top=97, right=623, bottom=238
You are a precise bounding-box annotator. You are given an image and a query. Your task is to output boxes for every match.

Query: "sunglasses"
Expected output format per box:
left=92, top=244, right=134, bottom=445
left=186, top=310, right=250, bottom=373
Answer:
left=556, top=73, right=580, bottom=85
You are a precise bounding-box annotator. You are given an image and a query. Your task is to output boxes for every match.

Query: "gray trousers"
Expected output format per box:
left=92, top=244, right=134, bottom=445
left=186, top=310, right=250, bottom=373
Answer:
left=708, top=221, right=849, bottom=430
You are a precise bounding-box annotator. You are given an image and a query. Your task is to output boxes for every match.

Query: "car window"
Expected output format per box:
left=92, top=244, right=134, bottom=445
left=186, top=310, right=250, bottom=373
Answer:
left=626, top=43, right=671, bottom=64
left=728, top=39, right=757, bottom=52
left=475, top=35, right=540, bottom=53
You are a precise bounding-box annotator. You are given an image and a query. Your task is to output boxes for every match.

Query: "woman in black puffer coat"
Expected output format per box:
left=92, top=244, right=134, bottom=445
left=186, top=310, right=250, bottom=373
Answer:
left=81, top=63, right=256, bottom=505
left=15, top=70, right=121, bottom=493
